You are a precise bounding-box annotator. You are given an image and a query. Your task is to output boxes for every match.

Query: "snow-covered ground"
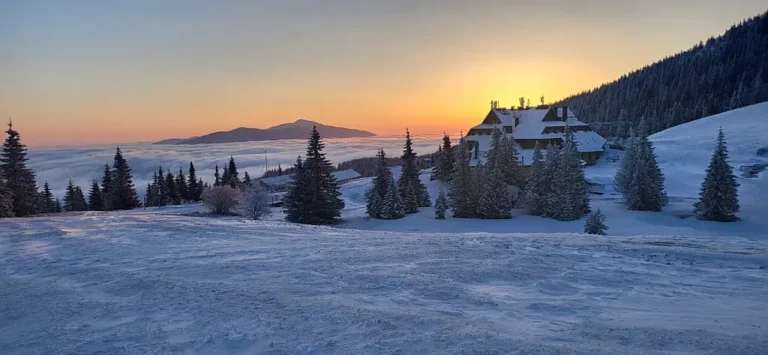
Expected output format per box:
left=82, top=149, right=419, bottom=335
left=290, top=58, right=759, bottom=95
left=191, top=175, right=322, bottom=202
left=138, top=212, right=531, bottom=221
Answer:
left=1, top=213, right=767, bottom=354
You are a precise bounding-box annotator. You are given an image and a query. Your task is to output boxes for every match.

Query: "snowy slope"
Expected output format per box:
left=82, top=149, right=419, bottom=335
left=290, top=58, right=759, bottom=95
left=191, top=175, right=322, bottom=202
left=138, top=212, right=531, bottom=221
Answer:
left=1, top=213, right=767, bottom=354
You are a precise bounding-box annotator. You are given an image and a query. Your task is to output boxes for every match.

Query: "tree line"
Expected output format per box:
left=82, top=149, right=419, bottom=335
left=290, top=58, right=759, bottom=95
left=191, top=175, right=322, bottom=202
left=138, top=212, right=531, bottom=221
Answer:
left=560, top=11, right=768, bottom=138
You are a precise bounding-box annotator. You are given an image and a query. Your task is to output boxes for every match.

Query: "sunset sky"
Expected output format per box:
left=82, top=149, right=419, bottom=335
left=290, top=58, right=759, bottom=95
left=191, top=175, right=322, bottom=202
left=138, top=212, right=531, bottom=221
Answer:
left=2, top=0, right=766, bottom=147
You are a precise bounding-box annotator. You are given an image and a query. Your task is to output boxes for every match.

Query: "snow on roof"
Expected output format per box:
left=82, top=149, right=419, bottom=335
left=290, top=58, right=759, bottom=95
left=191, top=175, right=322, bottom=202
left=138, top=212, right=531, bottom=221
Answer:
left=573, top=131, right=607, bottom=152
left=259, top=169, right=361, bottom=188
left=469, top=123, right=497, bottom=130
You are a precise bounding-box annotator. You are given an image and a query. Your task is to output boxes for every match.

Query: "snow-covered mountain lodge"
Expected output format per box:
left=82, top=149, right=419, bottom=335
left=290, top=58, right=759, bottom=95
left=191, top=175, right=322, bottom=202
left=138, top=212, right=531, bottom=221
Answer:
left=463, top=102, right=607, bottom=165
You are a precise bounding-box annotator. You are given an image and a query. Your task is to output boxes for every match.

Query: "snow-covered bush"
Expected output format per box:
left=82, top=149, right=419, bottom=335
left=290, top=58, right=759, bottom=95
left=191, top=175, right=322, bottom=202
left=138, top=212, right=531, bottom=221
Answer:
left=202, top=186, right=240, bottom=215
left=584, top=209, right=608, bottom=235
left=240, top=184, right=271, bottom=220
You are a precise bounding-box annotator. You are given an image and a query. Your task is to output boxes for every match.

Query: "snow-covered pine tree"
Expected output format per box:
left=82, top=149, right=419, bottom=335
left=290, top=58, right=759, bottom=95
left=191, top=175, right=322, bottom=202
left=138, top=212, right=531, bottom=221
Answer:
left=166, top=170, right=180, bottom=205
left=110, top=148, right=141, bottom=210
left=694, top=128, right=740, bottom=221
left=449, top=140, right=478, bottom=218
left=366, top=149, right=389, bottom=219
left=380, top=176, right=405, bottom=220
left=500, top=134, right=522, bottom=188
left=88, top=179, right=104, bottom=211
left=434, top=188, right=447, bottom=219
left=0, top=169, right=13, bottom=217
left=226, top=156, right=240, bottom=188
left=176, top=168, right=188, bottom=202
left=614, top=126, right=637, bottom=194
left=283, top=156, right=308, bottom=223
left=213, top=165, right=221, bottom=187
left=398, top=129, right=430, bottom=209
left=187, top=162, right=200, bottom=201
left=434, top=134, right=455, bottom=181
left=523, top=142, right=546, bottom=215
left=478, top=128, right=512, bottom=219
left=100, top=164, right=113, bottom=211
left=552, top=126, right=589, bottom=221
left=541, top=143, right=560, bottom=218
left=622, top=119, right=668, bottom=211
left=290, top=126, right=345, bottom=224
left=41, top=182, right=55, bottom=213
left=1, top=119, right=38, bottom=216
left=584, top=208, right=608, bottom=235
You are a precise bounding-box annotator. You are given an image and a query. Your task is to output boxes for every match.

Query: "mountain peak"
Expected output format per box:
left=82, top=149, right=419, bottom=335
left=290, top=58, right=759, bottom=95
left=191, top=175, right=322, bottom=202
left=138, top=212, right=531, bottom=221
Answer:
left=294, top=119, right=317, bottom=125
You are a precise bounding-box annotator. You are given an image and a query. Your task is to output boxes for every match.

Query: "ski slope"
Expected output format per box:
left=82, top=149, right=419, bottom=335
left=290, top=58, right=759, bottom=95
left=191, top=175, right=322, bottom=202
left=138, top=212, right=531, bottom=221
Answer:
left=1, top=212, right=767, bottom=354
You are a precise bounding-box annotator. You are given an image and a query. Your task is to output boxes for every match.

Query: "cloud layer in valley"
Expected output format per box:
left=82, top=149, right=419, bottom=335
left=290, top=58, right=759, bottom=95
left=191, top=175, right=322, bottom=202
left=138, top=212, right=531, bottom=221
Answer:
left=28, top=135, right=444, bottom=200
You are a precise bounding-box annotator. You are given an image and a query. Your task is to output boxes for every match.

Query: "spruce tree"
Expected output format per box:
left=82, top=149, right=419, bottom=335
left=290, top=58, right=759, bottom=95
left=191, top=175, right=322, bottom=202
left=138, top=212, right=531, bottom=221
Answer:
left=53, top=197, right=62, bottom=213
left=366, top=149, right=388, bottom=218
left=41, top=182, right=55, bottom=213
left=398, top=129, right=430, bottom=210
left=435, top=134, right=455, bottom=181
left=500, top=134, right=522, bottom=187
left=74, top=186, right=87, bottom=211
left=63, top=180, right=81, bottom=212
left=176, top=168, right=188, bottom=202
left=283, top=156, right=308, bottom=223
left=449, top=141, right=478, bottom=218
left=187, top=162, right=200, bottom=201
left=166, top=170, right=180, bottom=205
left=621, top=120, right=668, bottom=211
left=551, top=127, right=590, bottom=221
left=296, top=126, right=345, bottom=224
left=145, top=183, right=155, bottom=207
left=226, top=156, right=240, bottom=188
left=243, top=171, right=252, bottom=187
left=541, top=143, right=560, bottom=218
left=1, top=119, right=39, bottom=216
left=214, top=165, right=221, bottom=187
left=88, top=179, right=104, bottom=211
left=154, top=169, right=168, bottom=207
left=523, top=142, right=546, bottom=215
left=380, top=176, right=405, bottom=220
left=434, top=188, right=448, bottom=219
left=584, top=209, right=608, bottom=235
left=694, top=128, right=740, bottom=221
left=0, top=169, right=13, bottom=217
left=100, top=164, right=113, bottom=211
left=111, top=148, right=141, bottom=210
left=478, top=129, right=512, bottom=219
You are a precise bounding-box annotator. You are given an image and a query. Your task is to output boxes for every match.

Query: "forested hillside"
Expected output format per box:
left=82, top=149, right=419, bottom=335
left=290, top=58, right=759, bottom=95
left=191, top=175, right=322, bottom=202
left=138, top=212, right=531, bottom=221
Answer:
left=561, top=11, right=768, bottom=137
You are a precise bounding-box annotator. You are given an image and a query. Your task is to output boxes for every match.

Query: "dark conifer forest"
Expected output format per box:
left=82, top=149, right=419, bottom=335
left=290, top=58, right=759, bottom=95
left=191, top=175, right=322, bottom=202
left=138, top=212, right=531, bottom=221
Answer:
left=561, top=11, right=768, bottom=137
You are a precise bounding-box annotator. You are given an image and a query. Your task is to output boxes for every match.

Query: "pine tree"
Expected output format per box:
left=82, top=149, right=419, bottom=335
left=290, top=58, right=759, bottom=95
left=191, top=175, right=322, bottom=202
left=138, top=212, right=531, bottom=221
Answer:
left=100, top=164, right=113, bottom=211
left=53, top=198, right=62, bottom=213
left=478, top=129, right=512, bottom=219
left=523, top=142, right=547, bottom=215
left=166, top=170, right=180, bottom=205
left=621, top=120, right=668, bottom=211
left=500, top=134, right=522, bottom=188
left=176, top=168, right=188, bottom=202
left=551, top=126, right=590, bottom=221
left=187, top=162, right=200, bottom=201
left=541, top=143, right=561, bottom=218
left=226, top=156, right=240, bottom=188
left=434, top=188, right=448, bottom=219
left=40, top=182, right=55, bottom=213
left=110, top=148, right=141, bottom=210
left=221, top=164, right=230, bottom=187
left=366, top=150, right=405, bottom=220
left=293, top=126, right=345, bottom=224
left=243, top=171, right=252, bottom=187
left=74, top=186, right=87, bottom=211
left=1, top=119, right=39, bottom=216
left=694, top=128, right=740, bottom=221
left=434, top=134, right=455, bottom=181
left=283, top=156, right=308, bottom=223
left=0, top=169, right=13, bottom=217
left=145, top=182, right=155, bottom=207
left=63, top=180, right=84, bottom=212
left=154, top=168, right=168, bottom=207
left=88, top=179, right=104, bottom=211
left=398, top=129, right=430, bottom=210
left=449, top=140, right=478, bottom=218
left=213, top=165, right=221, bottom=186
left=379, top=176, right=405, bottom=220
left=584, top=209, right=608, bottom=235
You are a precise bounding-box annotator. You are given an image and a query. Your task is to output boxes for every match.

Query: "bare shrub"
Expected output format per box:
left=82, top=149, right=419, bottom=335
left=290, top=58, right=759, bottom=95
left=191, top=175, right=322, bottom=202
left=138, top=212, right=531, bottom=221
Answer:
left=240, top=185, right=272, bottom=220
left=201, top=186, right=240, bottom=215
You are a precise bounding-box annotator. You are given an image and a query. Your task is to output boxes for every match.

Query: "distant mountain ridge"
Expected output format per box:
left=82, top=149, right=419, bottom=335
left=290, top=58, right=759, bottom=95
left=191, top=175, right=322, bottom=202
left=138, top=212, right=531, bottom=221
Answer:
left=154, top=119, right=375, bottom=145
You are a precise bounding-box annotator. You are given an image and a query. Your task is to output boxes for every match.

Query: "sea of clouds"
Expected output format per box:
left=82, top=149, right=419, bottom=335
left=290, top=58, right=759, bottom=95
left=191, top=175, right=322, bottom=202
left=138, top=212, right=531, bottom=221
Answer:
left=28, top=134, right=444, bottom=199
